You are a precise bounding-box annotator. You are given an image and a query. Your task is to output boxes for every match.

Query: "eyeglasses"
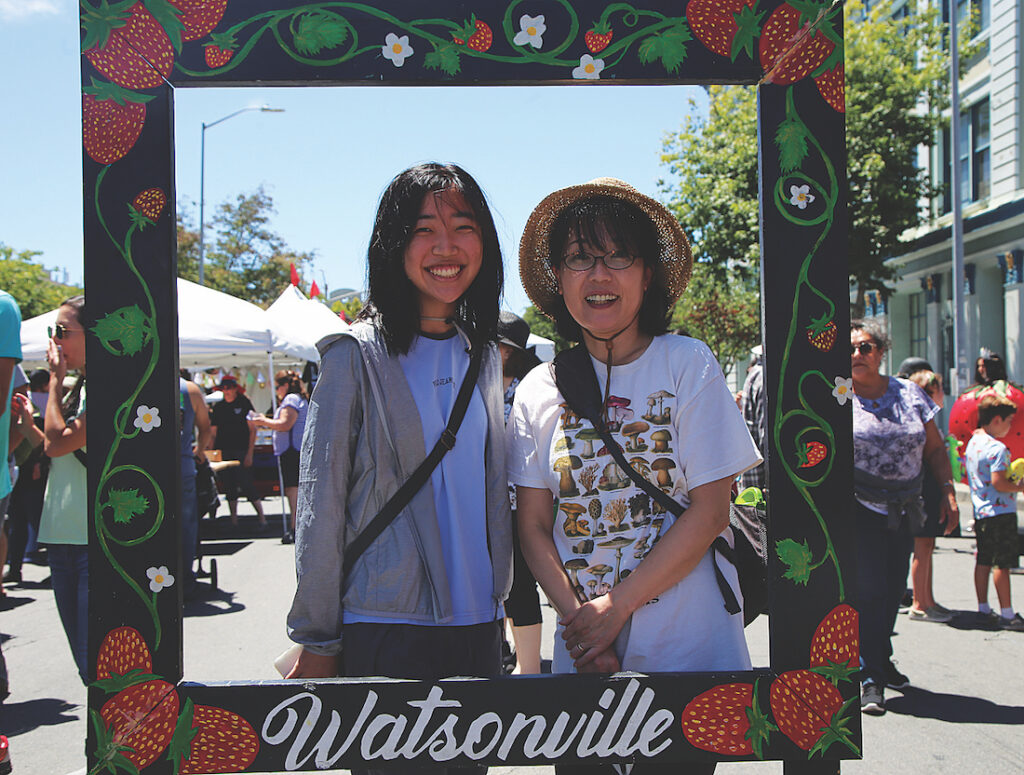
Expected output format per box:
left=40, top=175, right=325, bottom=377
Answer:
left=851, top=342, right=878, bottom=356
left=48, top=324, right=82, bottom=340
left=561, top=250, right=637, bottom=272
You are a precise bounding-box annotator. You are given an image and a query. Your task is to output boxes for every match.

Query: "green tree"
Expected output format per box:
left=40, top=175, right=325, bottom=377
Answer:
left=659, top=0, right=958, bottom=315
left=0, top=244, right=82, bottom=319
left=331, top=297, right=364, bottom=321
left=670, top=268, right=759, bottom=379
left=176, top=210, right=201, bottom=283
left=522, top=304, right=574, bottom=353
left=177, top=187, right=314, bottom=307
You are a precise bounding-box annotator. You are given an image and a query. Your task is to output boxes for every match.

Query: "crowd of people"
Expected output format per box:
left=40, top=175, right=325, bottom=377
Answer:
left=2, top=164, right=1022, bottom=772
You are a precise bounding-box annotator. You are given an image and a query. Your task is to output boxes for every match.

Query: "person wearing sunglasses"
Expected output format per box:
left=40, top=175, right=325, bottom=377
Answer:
left=850, top=319, right=959, bottom=716
left=38, top=295, right=91, bottom=684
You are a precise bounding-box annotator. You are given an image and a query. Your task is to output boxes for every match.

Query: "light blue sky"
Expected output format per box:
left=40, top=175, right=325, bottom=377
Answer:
left=0, top=2, right=708, bottom=315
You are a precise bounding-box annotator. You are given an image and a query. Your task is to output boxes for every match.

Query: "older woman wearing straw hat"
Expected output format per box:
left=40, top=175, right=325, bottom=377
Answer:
left=507, top=179, right=762, bottom=702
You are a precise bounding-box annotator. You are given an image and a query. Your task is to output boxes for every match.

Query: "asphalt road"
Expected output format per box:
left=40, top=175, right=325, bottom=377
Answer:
left=2, top=494, right=1022, bottom=775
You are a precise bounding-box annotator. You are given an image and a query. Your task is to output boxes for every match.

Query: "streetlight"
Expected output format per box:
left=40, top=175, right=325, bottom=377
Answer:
left=198, top=104, right=285, bottom=286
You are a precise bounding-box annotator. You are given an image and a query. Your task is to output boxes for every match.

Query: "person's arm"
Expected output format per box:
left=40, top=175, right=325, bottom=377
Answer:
left=922, top=419, right=960, bottom=535
left=244, top=417, right=256, bottom=467
left=989, top=468, right=1024, bottom=493
left=43, top=339, right=86, bottom=458
left=516, top=485, right=620, bottom=674
left=187, top=381, right=211, bottom=464
left=11, top=393, right=44, bottom=450
left=560, top=476, right=734, bottom=669
left=253, top=405, right=298, bottom=432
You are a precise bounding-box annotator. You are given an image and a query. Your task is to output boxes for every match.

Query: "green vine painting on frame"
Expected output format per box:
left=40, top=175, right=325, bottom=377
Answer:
left=90, top=167, right=173, bottom=648
left=170, top=2, right=705, bottom=79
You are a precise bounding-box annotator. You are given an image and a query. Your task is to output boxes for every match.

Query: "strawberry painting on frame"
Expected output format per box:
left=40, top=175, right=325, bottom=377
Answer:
left=80, top=1, right=855, bottom=772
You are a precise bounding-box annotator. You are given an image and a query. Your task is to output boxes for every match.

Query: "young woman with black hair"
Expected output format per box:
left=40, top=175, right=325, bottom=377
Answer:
left=38, top=295, right=90, bottom=684
left=285, top=165, right=513, bottom=735
left=508, top=181, right=761, bottom=731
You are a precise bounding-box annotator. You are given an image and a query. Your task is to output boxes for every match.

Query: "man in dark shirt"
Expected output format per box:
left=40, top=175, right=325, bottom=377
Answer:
left=210, top=376, right=266, bottom=527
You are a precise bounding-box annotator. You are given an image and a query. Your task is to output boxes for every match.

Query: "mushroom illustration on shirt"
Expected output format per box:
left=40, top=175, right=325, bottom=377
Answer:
left=621, top=420, right=650, bottom=452
left=604, top=396, right=634, bottom=431
left=553, top=454, right=583, bottom=497
left=642, top=389, right=675, bottom=424
left=652, top=458, right=676, bottom=490
left=576, top=427, right=602, bottom=458
left=559, top=502, right=589, bottom=537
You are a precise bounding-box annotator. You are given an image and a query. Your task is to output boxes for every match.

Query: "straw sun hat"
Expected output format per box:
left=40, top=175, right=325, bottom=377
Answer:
left=519, top=178, right=693, bottom=319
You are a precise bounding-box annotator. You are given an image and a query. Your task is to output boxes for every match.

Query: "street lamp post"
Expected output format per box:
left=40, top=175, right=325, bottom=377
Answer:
left=198, top=105, right=285, bottom=286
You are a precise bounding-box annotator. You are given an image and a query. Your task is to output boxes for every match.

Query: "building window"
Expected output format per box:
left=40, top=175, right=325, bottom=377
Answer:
left=910, top=292, right=927, bottom=358
left=942, top=0, right=989, bottom=34
left=940, top=98, right=990, bottom=212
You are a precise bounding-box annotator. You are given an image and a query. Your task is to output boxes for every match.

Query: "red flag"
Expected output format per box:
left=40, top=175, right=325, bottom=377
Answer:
left=289, top=263, right=299, bottom=286
left=310, top=280, right=321, bottom=298
left=338, top=310, right=348, bottom=322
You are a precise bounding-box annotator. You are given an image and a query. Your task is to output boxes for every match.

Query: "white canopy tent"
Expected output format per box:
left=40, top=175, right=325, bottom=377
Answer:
left=265, top=284, right=349, bottom=362
left=528, top=332, right=555, bottom=362
left=20, top=278, right=278, bottom=368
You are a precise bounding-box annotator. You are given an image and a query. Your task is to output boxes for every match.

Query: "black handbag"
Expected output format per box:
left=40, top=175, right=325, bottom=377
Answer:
left=342, top=341, right=484, bottom=570
left=550, top=344, right=767, bottom=626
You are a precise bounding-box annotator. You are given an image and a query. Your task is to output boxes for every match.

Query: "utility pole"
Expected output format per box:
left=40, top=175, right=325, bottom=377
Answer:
left=949, top=0, right=968, bottom=394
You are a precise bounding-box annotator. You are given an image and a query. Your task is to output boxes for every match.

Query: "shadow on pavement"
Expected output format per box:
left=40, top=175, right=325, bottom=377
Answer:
left=0, top=595, right=33, bottom=613
left=946, top=611, right=1005, bottom=632
left=0, top=697, right=81, bottom=736
left=183, top=587, right=245, bottom=618
left=885, top=686, right=1024, bottom=724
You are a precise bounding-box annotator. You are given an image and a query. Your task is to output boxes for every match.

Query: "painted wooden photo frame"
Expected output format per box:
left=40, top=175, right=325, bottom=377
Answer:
left=80, top=1, right=856, bottom=772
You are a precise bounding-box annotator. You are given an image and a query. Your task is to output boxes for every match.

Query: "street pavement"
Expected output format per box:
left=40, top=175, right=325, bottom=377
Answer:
left=2, top=491, right=1022, bottom=774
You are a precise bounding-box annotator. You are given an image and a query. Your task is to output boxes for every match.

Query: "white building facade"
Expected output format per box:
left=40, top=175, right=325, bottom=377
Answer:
left=884, top=0, right=1024, bottom=389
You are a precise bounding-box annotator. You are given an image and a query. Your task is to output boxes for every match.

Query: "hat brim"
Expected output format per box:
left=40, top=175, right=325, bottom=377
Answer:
left=519, top=178, right=692, bottom=319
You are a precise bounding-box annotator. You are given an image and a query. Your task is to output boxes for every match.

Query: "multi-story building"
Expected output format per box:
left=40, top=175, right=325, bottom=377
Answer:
left=885, top=0, right=1024, bottom=390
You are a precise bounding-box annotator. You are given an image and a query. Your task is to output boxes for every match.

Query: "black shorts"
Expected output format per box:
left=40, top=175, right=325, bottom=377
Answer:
left=975, top=512, right=1020, bottom=569
left=279, top=448, right=300, bottom=488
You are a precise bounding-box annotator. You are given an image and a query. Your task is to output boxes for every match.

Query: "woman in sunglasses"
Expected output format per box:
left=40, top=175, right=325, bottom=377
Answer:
left=850, top=319, right=958, bottom=716
left=38, top=296, right=90, bottom=684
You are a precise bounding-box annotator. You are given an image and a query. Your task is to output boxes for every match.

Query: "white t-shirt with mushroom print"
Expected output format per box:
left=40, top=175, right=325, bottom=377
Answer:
left=507, top=334, right=761, bottom=674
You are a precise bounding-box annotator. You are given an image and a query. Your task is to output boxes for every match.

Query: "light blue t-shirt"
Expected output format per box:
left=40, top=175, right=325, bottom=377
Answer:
left=0, top=290, right=23, bottom=500
left=344, top=331, right=498, bottom=627
left=965, top=430, right=1016, bottom=519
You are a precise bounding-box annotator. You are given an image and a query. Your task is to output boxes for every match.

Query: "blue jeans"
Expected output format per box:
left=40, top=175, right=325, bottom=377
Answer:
left=48, top=544, right=90, bottom=685
left=181, top=475, right=198, bottom=588
left=855, top=502, right=913, bottom=687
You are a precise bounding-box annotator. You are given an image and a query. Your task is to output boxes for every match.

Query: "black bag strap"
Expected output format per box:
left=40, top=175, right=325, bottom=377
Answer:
left=343, top=341, right=485, bottom=570
left=550, top=345, right=741, bottom=617
left=73, top=449, right=87, bottom=467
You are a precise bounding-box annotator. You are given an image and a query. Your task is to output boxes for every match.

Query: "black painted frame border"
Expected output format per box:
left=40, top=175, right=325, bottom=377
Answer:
left=80, top=1, right=855, bottom=772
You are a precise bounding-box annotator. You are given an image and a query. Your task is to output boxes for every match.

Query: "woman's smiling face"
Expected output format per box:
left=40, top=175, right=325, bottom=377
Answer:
left=554, top=222, right=652, bottom=342
left=403, top=190, right=483, bottom=320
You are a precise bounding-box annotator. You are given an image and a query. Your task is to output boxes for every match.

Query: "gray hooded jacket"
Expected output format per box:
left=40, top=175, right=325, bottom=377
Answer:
left=287, top=321, right=513, bottom=655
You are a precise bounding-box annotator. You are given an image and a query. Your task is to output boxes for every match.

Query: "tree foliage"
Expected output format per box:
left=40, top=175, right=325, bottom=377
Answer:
left=0, top=244, right=83, bottom=320
left=522, top=304, right=574, bottom=353
left=670, top=266, right=759, bottom=379
left=660, top=85, right=760, bottom=287
left=176, top=187, right=314, bottom=307
left=659, top=0, right=958, bottom=316
left=331, top=297, right=364, bottom=322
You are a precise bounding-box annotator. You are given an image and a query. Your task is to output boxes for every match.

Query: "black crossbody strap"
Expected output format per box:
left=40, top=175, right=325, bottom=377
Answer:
left=343, top=341, right=485, bottom=570
left=550, top=346, right=741, bottom=616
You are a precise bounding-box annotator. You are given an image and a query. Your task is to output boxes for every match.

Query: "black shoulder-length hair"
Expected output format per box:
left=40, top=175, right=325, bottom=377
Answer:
left=546, top=196, right=671, bottom=344
left=61, top=294, right=87, bottom=422
left=358, top=163, right=503, bottom=355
